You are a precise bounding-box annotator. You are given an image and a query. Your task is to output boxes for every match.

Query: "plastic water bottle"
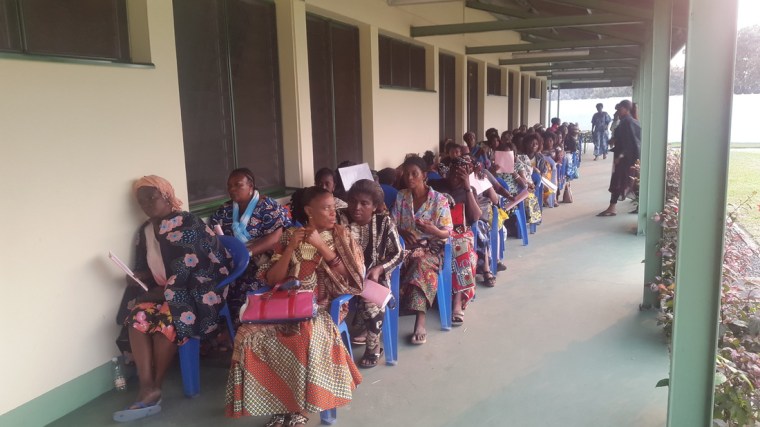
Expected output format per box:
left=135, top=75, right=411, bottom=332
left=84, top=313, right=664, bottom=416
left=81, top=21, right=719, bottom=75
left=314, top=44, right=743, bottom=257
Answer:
left=112, top=357, right=127, bottom=392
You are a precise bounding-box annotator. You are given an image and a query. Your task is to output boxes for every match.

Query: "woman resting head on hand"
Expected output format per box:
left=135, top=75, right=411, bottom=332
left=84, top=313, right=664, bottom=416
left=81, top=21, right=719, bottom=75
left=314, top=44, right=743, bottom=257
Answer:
left=225, top=186, right=365, bottom=427
left=113, top=175, right=230, bottom=422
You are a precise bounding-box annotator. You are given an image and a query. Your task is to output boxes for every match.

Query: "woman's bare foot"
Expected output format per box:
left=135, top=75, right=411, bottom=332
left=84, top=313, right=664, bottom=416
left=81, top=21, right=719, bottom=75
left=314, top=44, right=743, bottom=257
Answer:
left=411, top=312, right=427, bottom=344
left=131, top=388, right=161, bottom=408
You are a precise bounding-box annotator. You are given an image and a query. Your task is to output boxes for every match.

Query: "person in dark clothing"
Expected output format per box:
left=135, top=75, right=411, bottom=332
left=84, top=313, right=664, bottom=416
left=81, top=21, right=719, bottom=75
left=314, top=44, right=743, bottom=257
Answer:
left=596, top=100, right=641, bottom=217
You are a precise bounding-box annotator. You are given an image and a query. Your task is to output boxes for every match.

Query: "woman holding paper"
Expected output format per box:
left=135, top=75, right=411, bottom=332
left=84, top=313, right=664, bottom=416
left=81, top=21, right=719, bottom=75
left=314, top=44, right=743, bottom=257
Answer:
left=391, top=155, right=453, bottom=345
left=337, top=179, right=404, bottom=368
left=226, top=186, right=364, bottom=426
left=208, top=168, right=291, bottom=323
left=113, top=176, right=231, bottom=422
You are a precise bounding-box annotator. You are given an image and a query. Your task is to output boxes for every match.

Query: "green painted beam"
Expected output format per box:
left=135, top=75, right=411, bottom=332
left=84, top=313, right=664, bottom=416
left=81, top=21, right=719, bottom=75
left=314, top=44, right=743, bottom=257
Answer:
left=521, top=63, right=638, bottom=72
left=544, top=0, right=652, bottom=20
left=500, top=53, right=638, bottom=66
left=551, top=79, right=633, bottom=89
left=410, top=13, right=644, bottom=37
left=666, top=0, right=738, bottom=425
left=539, top=71, right=636, bottom=80
left=466, top=38, right=639, bottom=54
left=642, top=0, right=672, bottom=308
left=465, top=0, right=646, bottom=43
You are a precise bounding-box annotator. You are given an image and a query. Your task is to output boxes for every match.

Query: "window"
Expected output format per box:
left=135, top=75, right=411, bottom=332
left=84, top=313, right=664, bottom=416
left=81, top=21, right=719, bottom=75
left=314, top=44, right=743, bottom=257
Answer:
left=173, top=0, right=283, bottom=208
left=306, top=14, right=362, bottom=170
left=0, top=0, right=129, bottom=61
left=487, top=66, right=503, bottom=96
left=466, top=60, right=478, bottom=134
left=379, top=34, right=426, bottom=90
left=530, top=77, right=539, bottom=98
left=438, top=52, right=456, bottom=142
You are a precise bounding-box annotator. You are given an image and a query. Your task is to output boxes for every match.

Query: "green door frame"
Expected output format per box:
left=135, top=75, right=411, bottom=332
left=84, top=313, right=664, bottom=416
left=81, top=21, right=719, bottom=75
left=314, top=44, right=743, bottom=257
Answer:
left=666, top=0, right=739, bottom=425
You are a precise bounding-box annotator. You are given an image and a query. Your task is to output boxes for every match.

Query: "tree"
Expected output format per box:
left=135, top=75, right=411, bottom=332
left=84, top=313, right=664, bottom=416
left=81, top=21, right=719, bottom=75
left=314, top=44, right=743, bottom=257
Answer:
left=734, top=25, right=760, bottom=94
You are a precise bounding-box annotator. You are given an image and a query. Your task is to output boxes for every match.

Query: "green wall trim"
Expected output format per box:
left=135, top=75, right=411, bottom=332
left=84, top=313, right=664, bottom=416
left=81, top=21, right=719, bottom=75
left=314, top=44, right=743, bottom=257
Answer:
left=0, top=51, right=155, bottom=69
left=0, top=361, right=112, bottom=427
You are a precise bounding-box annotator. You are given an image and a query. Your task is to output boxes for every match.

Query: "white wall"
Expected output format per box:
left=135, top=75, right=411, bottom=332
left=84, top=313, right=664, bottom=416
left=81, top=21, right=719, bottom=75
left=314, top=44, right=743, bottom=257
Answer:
left=0, top=1, right=185, bottom=415
left=528, top=98, right=543, bottom=127
left=484, top=95, right=510, bottom=134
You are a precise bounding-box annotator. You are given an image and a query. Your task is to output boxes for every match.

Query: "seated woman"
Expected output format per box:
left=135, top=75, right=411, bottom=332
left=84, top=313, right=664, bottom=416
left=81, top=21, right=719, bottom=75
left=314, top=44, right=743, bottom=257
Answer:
left=391, top=155, right=453, bottom=345
left=516, top=137, right=543, bottom=225
left=225, top=187, right=364, bottom=427
left=428, top=156, right=481, bottom=323
left=337, top=179, right=404, bottom=368
left=208, top=168, right=291, bottom=324
left=114, top=176, right=231, bottom=422
left=315, top=167, right=348, bottom=209
left=541, top=132, right=559, bottom=208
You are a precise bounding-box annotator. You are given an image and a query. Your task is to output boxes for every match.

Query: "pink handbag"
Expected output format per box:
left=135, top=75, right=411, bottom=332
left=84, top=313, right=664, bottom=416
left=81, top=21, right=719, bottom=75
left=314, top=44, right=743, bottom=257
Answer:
left=360, top=278, right=393, bottom=309
left=239, top=279, right=317, bottom=324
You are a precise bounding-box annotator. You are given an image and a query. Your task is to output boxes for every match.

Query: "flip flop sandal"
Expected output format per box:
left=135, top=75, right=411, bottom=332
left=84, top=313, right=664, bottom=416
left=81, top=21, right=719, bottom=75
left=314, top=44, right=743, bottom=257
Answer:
left=411, top=333, right=427, bottom=345
left=483, top=273, right=496, bottom=287
left=452, top=313, right=465, bottom=326
left=113, top=400, right=162, bottom=422
left=351, top=335, right=368, bottom=345
left=596, top=211, right=617, bottom=217
left=359, top=348, right=384, bottom=369
left=265, top=414, right=287, bottom=427
left=287, top=413, right=309, bottom=426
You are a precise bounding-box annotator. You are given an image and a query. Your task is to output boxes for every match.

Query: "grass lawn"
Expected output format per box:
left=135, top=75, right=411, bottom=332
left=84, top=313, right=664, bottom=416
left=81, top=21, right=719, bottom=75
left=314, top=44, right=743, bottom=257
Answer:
left=728, top=149, right=760, bottom=241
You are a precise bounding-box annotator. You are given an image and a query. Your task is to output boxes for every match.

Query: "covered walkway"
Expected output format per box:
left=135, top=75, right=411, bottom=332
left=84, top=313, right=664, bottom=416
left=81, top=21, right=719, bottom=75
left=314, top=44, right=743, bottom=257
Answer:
left=49, top=157, right=669, bottom=427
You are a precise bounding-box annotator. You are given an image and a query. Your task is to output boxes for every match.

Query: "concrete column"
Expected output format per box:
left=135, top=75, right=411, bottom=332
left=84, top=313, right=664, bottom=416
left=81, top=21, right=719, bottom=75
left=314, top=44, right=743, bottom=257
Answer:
left=642, top=0, right=672, bottom=307
left=539, top=79, right=547, bottom=126
left=510, top=70, right=521, bottom=129
left=666, top=0, right=738, bottom=425
left=358, top=23, right=378, bottom=168
left=275, top=0, right=314, bottom=187
left=636, top=38, right=653, bottom=236
left=520, top=74, right=530, bottom=127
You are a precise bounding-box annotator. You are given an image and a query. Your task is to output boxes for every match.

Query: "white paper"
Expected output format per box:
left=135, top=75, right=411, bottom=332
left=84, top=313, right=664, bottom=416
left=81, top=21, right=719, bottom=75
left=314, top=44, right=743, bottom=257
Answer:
left=541, top=176, right=558, bottom=193
left=338, top=163, right=374, bottom=192
left=493, top=151, right=515, bottom=174
left=109, top=251, right=149, bottom=291
left=469, top=173, right=493, bottom=195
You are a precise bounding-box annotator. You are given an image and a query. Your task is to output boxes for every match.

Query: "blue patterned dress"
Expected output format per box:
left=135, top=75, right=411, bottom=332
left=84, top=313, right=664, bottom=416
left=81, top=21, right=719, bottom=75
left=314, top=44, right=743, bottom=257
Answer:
left=208, top=197, right=291, bottom=322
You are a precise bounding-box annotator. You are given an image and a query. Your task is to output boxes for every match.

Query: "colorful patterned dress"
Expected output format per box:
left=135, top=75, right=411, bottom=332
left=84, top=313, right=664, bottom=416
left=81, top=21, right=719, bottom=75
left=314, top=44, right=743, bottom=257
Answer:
left=225, top=225, right=365, bottom=417
left=391, top=187, right=453, bottom=312
left=337, top=211, right=404, bottom=350
left=120, top=212, right=232, bottom=345
left=516, top=154, right=543, bottom=224
left=208, top=197, right=291, bottom=322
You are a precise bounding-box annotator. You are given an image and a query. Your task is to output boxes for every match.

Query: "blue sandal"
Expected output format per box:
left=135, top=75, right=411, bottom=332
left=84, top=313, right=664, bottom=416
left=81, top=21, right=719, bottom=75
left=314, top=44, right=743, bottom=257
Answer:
left=113, top=399, right=162, bottom=422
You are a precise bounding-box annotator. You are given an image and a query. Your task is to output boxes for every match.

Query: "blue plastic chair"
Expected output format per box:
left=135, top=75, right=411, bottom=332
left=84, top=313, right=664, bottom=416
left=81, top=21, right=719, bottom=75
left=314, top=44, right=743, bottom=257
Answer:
left=382, top=236, right=404, bottom=366
left=178, top=235, right=250, bottom=398
left=489, top=205, right=500, bottom=273
left=494, top=176, right=529, bottom=246
left=380, top=184, right=398, bottom=212
left=436, top=239, right=453, bottom=331
left=530, top=180, right=543, bottom=234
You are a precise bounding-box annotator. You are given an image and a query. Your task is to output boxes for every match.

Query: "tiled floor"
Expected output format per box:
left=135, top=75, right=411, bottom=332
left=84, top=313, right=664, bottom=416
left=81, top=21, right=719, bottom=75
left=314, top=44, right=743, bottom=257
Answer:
left=49, top=151, right=670, bottom=427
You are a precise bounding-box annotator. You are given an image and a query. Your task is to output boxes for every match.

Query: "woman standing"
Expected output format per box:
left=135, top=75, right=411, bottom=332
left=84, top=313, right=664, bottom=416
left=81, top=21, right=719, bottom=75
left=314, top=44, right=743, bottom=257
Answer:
left=597, top=100, right=642, bottom=217
left=225, top=187, right=364, bottom=427
left=208, top=168, right=291, bottom=323
left=114, top=176, right=230, bottom=422
left=338, top=179, right=404, bottom=368
left=392, top=156, right=453, bottom=345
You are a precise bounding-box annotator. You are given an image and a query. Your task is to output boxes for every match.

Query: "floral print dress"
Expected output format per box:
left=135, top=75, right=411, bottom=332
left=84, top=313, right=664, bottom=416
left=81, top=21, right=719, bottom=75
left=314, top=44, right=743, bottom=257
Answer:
left=120, top=212, right=232, bottom=345
left=391, top=187, right=453, bottom=311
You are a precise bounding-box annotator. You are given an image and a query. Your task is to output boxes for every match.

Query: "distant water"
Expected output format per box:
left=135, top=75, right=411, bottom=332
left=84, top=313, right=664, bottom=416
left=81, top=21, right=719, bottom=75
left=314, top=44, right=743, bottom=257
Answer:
left=548, top=94, right=759, bottom=143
